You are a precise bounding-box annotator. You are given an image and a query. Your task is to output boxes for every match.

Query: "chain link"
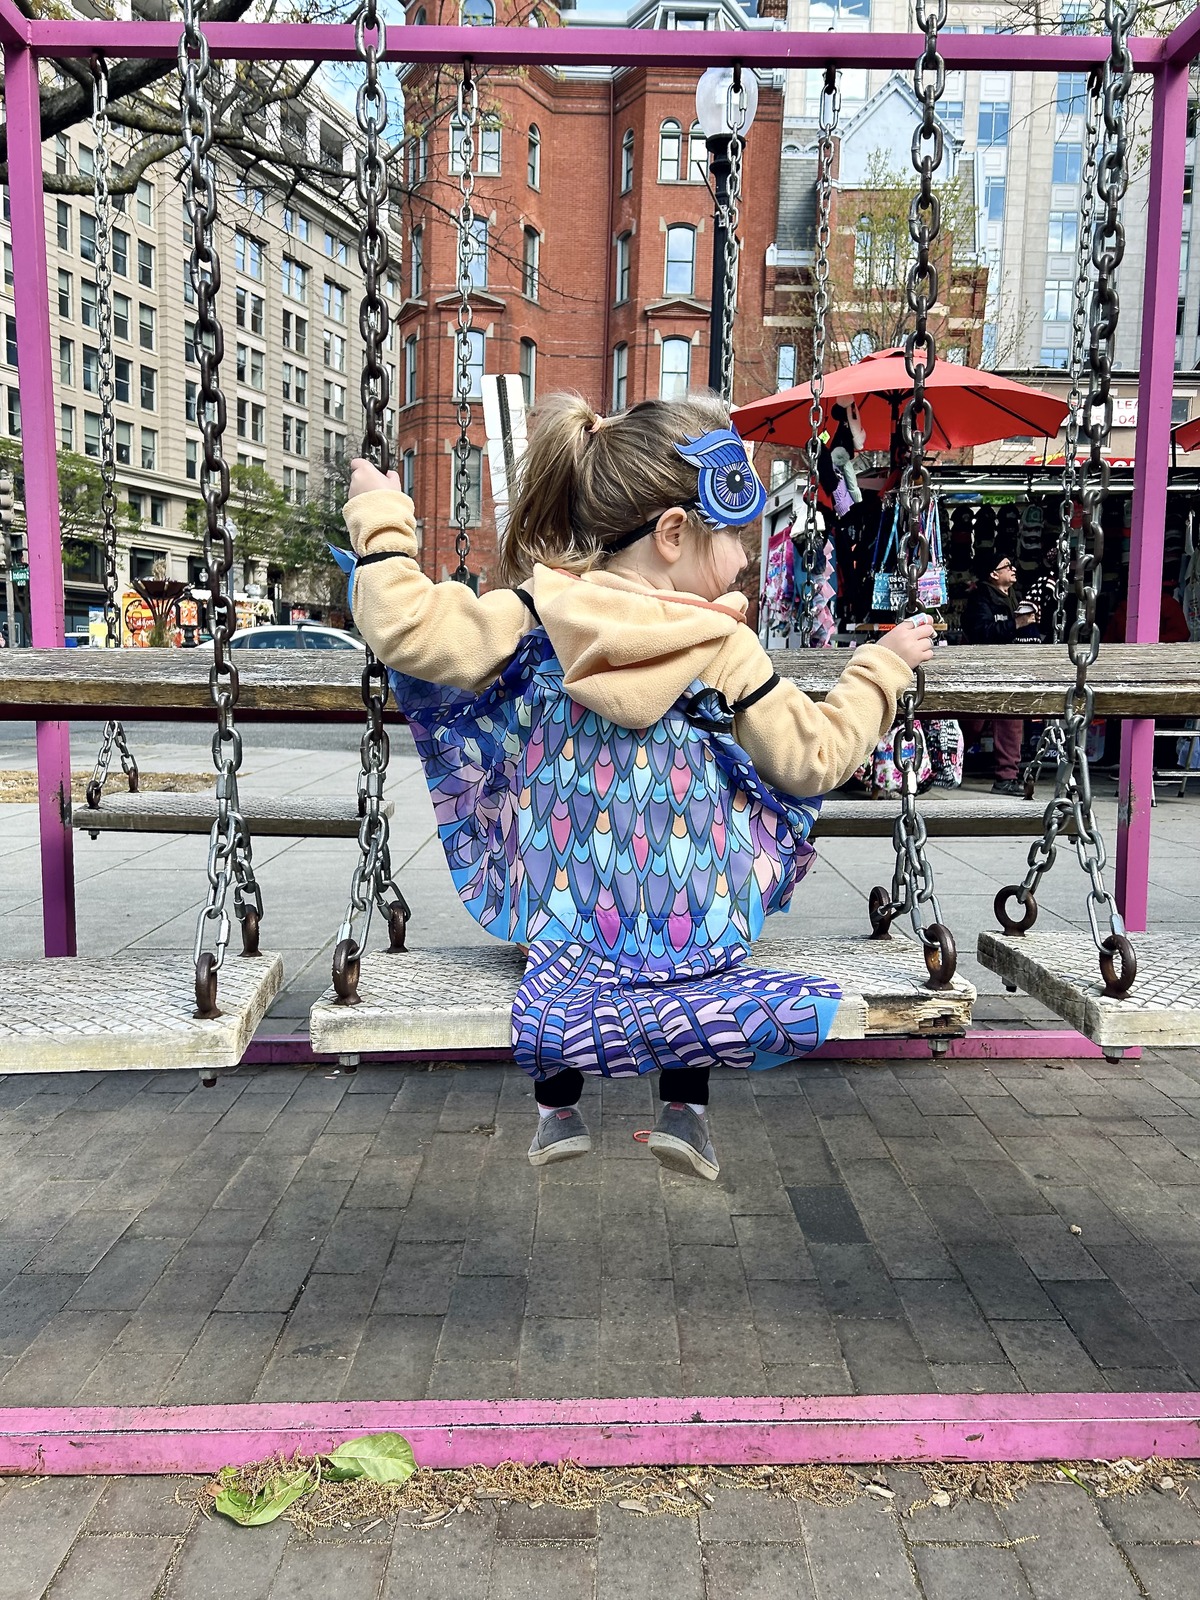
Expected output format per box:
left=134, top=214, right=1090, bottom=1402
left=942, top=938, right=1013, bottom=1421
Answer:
left=995, top=0, right=1137, bottom=999
left=332, top=1, right=411, bottom=1005
left=83, top=60, right=140, bottom=810
left=452, top=67, right=479, bottom=584
left=795, top=66, right=839, bottom=648
left=717, top=68, right=748, bottom=407
left=180, top=0, right=263, bottom=1017
left=868, top=0, right=956, bottom=988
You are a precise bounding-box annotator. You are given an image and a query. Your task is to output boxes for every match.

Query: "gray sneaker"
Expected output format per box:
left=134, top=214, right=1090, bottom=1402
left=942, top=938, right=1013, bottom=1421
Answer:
left=528, top=1107, right=591, bottom=1167
left=647, top=1103, right=719, bottom=1181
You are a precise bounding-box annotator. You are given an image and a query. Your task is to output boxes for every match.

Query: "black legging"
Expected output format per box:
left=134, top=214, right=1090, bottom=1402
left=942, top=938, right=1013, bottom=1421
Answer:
left=536, top=1066, right=710, bottom=1109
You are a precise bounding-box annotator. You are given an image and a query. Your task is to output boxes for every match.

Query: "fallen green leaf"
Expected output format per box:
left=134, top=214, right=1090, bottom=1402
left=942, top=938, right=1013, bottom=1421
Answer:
left=214, top=1466, right=314, bottom=1526
left=325, top=1432, right=416, bottom=1486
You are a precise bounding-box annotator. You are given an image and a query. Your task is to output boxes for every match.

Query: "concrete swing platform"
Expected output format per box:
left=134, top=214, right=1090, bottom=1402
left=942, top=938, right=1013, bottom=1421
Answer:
left=308, top=935, right=976, bottom=1058
left=978, top=928, right=1200, bottom=1051
left=72, top=792, right=390, bottom=839
left=0, top=952, right=283, bottom=1074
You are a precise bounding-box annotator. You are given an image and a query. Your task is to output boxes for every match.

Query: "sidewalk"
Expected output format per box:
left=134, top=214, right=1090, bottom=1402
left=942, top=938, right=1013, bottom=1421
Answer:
left=3, top=1466, right=1200, bottom=1600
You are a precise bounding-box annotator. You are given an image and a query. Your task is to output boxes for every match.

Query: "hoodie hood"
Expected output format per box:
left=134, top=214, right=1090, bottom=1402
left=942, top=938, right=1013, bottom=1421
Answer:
left=526, top=565, right=748, bottom=728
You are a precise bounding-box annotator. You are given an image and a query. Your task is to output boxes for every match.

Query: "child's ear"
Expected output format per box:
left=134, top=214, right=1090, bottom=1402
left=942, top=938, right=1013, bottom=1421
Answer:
left=652, top=508, right=688, bottom=564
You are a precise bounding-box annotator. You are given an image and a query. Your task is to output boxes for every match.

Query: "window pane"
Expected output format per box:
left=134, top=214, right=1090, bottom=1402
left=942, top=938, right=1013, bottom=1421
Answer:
left=659, top=337, right=690, bottom=400
left=658, top=120, right=681, bottom=182
left=664, top=225, right=695, bottom=295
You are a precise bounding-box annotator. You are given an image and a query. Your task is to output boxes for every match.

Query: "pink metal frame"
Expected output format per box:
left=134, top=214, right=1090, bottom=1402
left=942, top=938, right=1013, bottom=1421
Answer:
left=0, top=12, right=1193, bottom=967
left=0, top=1394, right=1197, bottom=1473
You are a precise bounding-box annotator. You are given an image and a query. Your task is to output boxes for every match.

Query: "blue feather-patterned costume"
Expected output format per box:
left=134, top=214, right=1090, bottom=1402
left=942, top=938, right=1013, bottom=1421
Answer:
left=390, top=628, right=842, bottom=1082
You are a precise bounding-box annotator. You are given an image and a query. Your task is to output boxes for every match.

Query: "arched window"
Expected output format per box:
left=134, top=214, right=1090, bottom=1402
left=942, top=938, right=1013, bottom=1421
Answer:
left=413, top=5, right=427, bottom=20
left=775, top=343, right=796, bottom=391
left=687, top=121, right=706, bottom=182
left=522, top=226, right=540, bottom=300
left=782, top=140, right=803, bottom=157
left=612, top=342, right=628, bottom=410
left=520, top=338, right=537, bottom=406
left=664, top=225, right=695, bottom=296
left=621, top=128, right=634, bottom=194
left=615, top=232, right=631, bottom=303
left=527, top=124, right=541, bottom=189
left=658, top=119, right=682, bottom=183
left=461, top=0, right=494, bottom=22
left=659, top=336, right=691, bottom=400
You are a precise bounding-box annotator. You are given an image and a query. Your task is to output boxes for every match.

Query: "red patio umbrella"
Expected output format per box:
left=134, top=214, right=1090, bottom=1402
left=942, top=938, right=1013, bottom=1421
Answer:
left=1174, top=414, right=1200, bottom=452
left=733, top=347, right=1069, bottom=453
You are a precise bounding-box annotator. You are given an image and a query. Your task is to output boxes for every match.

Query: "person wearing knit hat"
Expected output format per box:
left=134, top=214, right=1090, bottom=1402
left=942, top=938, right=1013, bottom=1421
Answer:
left=960, top=548, right=1036, bottom=797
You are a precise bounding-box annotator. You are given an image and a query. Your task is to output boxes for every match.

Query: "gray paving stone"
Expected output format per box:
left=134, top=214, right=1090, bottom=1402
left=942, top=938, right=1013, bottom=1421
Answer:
left=597, top=1503, right=703, bottom=1600
left=992, top=1319, right=1107, bottom=1391
left=1122, top=1544, right=1200, bottom=1600
left=0, top=1311, right=129, bottom=1404
left=159, top=1312, right=286, bottom=1404
left=1098, top=1484, right=1200, bottom=1543
left=698, top=1488, right=802, bottom=1543
left=0, top=1479, right=106, bottom=1600
left=810, top=1243, right=903, bottom=1319
left=602, top=1214, right=673, bottom=1280
left=1044, top=1281, right=1177, bottom=1370
left=64, top=1238, right=181, bottom=1313
left=438, top=1275, right=526, bottom=1362
left=896, top=1280, right=1005, bottom=1365
left=164, top=1503, right=291, bottom=1600
left=949, top=1246, right=1058, bottom=1320
left=748, top=1280, right=843, bottom=1366
left=788, top=1187, right=869, bottom=1245
left=912, top=1544, right=1034, bottom=1600
left=488, top=1538, right=596, bottom=1599
left=887, top=1469, right=1005, bottom=1539
left=701, top=1539, right=815, bottom=1600
left=798, top=1496, right=916, bottom=1600
left=518, top=1316, right=600, bottom=1399
left=215, top=1238, right=321, bottom=1313
left=929, top=1361, right=1025, bottom=1393
left=732, top=1214, right=814, bottom=1280
left=87, top=1476, right=197, bottom=1537
left=340, top=1315, right=442, bottom=1400
left=834, top=1317, right=932, bottom=1395
left=383, top=1505, right=497, bottom=1600
left=524, top=1247, right=603, bottom=1321
left=45, top=1532, right=177, bottom=1600
left=375, top=1241, right=463, bottom=1317
left=0, top=1273, right=85, bottom=1357
left=998, top=1483, right=1144, bottom=1600
left=913, top=1184, right=1010, bottom=1247
left=266, top=1534, right=389, bottom=1598
left=497, top=1502, right=599, bottom=1541
left=601, top=1278, right=679, bottom=1365
left=426, top=1358, right=517, bottom=1398
left=672, top=1245, right=752, bottom=1320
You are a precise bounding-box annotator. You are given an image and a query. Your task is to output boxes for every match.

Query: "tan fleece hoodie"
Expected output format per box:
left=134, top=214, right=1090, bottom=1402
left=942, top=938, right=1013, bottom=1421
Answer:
left=344, top=488, right=914, bottom=797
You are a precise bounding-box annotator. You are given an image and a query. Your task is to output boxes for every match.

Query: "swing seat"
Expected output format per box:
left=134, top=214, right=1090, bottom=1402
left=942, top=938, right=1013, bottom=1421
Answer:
left=308, top=935, right=976, bottom=1057
left=978, top=929, right=1200, bottom=1050
left=815, top=789, right=1071, bottom=838
left=0, top=952, right=283, bottom=1074
left=71, top=791, right=390, bottom=838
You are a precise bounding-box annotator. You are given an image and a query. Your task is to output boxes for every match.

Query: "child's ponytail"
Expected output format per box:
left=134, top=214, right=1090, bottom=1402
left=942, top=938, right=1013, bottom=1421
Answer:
left=497, top=390, right=731, bottom=586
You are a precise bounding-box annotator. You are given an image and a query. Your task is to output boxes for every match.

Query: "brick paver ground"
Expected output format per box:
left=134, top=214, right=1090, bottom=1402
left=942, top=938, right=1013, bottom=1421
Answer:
left=2, top=1053, right=1200, bottom=1404
left=3, top=1471, right=1200, bottom=1600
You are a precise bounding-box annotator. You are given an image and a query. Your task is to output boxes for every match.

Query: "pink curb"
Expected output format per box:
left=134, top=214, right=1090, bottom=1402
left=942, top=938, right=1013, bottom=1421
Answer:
left=1, top=1395, right=1197, bottom=1475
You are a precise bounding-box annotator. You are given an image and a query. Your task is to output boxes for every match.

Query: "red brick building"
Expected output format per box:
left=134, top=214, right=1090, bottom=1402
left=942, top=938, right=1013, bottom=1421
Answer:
left=396, top=0, right=783, bottom=587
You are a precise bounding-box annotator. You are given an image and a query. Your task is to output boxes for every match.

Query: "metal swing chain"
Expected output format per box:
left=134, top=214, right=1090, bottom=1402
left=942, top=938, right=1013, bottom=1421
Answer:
left=868, top=0, right=956, bottom=988
left=995, top=0, right=1137, bottom=999
left=1021, top=72, right=1101, bottom=797
left=180, top=0, right=263, bottom=1019
left=797, top=66, right=840, bottom=647
left=332, top=0, right=410, bottom=1006
left=452, top=67, right=479, bottom=584
left=719, top=68, right=748, bottom=407
left=85, top=57, right=140, bottom=809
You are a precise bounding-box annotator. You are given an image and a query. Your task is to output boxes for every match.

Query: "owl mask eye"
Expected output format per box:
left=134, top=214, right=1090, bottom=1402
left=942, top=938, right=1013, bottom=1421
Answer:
left=674, top=428, right=767, bottom=529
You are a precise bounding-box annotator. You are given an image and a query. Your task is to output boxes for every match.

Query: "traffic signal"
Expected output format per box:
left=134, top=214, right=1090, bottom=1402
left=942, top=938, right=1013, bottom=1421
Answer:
left=0, top=469, right=12, bottom=569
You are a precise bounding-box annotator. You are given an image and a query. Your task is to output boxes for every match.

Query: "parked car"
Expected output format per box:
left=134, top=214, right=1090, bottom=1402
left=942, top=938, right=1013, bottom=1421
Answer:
left=227, top=624, right=365, bottom=651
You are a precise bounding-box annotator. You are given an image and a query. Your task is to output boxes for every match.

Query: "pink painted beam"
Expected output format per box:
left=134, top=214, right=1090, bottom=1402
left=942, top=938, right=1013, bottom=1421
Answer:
left=0, top=0, right=28, bottom=47
left=22, top=19, right=1167, bottom=71
left=1165, top=3, right=1200, bottom=66
left=4, top=42, right=76, bottom=957
left=0, top=1394, right=1196, bottom=1474
left=1117, top=60, right=1189, bottom=933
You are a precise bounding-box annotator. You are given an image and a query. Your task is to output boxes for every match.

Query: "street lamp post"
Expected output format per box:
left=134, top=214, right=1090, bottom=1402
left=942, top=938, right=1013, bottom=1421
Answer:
left=695, top=67, right=758, bottom=400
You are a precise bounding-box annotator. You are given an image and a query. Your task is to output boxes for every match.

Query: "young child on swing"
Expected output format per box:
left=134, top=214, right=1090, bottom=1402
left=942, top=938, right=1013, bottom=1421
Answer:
left=344, top=394, right=933, bottom=1180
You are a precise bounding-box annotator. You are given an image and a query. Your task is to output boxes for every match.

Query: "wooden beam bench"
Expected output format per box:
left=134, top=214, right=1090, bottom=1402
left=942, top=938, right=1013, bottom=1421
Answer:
left=2, top=644, right=1200, bottom=722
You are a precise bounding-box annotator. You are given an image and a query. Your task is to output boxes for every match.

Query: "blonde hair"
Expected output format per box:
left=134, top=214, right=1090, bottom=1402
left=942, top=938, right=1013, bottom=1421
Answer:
left=496, top=391, right=732, bottom=587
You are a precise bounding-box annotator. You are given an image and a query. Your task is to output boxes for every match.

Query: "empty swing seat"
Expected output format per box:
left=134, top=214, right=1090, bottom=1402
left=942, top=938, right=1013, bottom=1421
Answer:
left=0, top=952, right=283, bottom=1074
left=814, top=789, right=1067, bottom=838
left=308, top=936, right=976, bottom=1057
left=978, top=929, right=1200, bottom=1050
left=71, top=791, right=390, bottom=839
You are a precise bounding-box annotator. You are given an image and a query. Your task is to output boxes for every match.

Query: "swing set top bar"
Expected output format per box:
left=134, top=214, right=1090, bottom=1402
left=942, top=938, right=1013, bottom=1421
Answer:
left=0, top=2, right=1191, bottom=72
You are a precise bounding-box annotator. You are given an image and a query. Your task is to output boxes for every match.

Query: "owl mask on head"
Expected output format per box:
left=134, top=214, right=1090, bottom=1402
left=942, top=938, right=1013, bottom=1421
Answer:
left=674, top=428, right=767, bottom=529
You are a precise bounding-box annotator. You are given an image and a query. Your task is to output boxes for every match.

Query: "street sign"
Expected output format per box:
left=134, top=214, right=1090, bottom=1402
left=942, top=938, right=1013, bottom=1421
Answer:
left=10, top=565, right=28, bottom=584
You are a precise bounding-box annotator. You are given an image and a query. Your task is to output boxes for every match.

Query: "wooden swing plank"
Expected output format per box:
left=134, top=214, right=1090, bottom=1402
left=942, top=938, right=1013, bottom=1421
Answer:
left=0, top=953, right=283, bottom=1073
left=815, top=789, right=1065, bottom=837
left=978, top=929, right=1200, bottom=1049
left=71, top=791, right=390, bottom=838
left=308, top=937, right=975, bottom=1057
left=3, top=644, right=1200, bottom=720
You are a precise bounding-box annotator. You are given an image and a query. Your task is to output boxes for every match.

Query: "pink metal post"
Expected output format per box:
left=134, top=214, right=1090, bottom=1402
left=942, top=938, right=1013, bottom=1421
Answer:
left=1118, top=59, right=1190, bottom=932
left=5, top=41, right=76, bottom=955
